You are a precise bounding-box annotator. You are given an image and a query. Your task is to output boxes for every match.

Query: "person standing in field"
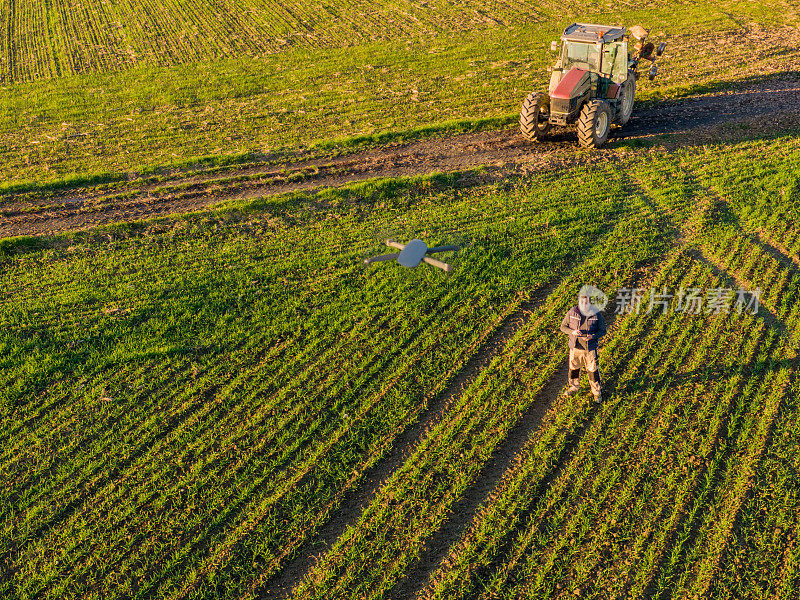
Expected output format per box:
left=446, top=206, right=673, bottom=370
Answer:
left=560, top=288, right=607, bottom=401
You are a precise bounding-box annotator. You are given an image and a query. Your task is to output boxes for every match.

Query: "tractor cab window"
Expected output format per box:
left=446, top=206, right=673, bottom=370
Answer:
left=601, top=41, right=628, bottom=82
left=561, top=41, right=600, bottom=71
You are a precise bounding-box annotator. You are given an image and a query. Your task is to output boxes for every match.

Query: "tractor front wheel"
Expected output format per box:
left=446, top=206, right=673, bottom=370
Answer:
left=577, top=99, right=611, bottom=148
left=520, top=92, right=551, bottom=141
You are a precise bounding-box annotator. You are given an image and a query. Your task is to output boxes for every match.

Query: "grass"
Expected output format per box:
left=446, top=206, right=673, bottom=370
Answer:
left=3, top=1, right=800, bottom=598
left=3, top=130, right=800, bottom=598
left=0, top=0, right=799, bottom=187
left=0, top=159, right=636, bottom=600
left=414, top=137, right=800, bottom=600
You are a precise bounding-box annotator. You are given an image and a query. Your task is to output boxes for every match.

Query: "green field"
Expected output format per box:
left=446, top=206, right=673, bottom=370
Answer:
left=2, top=0, right=800, bottom=598
left=1, top=0, right=799, bottom=184
left=4, top=134, right=800, bottom=598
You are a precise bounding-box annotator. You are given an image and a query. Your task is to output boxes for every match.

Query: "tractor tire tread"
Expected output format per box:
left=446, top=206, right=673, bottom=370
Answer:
left=615, top=73, right=636, bottom=126
left=577, top=99, right=610, bottom=148
left=520, top=92, right=549, bottom=141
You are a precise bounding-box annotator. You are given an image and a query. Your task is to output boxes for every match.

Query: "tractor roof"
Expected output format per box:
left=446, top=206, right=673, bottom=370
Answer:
left=561, top=23, right=626, bottom=44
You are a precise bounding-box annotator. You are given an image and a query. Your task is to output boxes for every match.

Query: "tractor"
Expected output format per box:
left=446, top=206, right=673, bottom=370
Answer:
left=520, top=23, right=665, bottom=148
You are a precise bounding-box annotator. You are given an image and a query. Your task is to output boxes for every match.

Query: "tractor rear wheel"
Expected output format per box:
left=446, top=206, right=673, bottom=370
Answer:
left=520, top=92, right=551, bottom=141
left=615, top=74, right=635, bottom=126
left=577, top=99, right=611, bottom=148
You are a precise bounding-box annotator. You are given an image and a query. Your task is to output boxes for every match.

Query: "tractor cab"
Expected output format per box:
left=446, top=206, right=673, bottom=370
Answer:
left=559, top=25, right=628, bottom=76
left=547, top=24, right=630, bottom=126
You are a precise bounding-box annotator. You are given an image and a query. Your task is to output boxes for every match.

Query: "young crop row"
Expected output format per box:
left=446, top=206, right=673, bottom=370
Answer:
left=420, top=146, right=800, bottom=599
left=2, top=2, right=799, bottom=187
left=4, top=0, right=785, bottom=85
left=1, top=164, right=633, bottom=599
left=439, top=264, right=736, bottom=595
left=679, top=142, right=800, bottom=597
left=283, top=175, right=676, bottom=600
left=0, top=233, right=485, bottom=597
left=3, top=136, right=798, bottom=599
left=157, top=167, right=643, bottom=600
left=0, top=0, right=557, bottom=84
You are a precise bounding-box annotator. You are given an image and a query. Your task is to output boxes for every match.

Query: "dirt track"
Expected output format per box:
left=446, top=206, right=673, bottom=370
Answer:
left=1, top=75, right=798, bottom=239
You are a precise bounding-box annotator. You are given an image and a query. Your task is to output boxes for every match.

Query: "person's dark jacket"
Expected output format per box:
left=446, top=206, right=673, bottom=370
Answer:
left=560, top=306, right=607, bottom=351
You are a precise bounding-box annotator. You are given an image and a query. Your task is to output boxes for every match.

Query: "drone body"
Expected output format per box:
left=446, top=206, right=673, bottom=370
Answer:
left=364, top=239, right=459, bottom=272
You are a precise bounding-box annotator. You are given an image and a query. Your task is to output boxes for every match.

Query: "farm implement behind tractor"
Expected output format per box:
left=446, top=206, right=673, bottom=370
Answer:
left=520, top=23, right=666, bottom=148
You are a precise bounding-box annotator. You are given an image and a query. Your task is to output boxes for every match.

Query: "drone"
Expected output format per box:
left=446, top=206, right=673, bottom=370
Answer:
left=364, top=239, right=459, bottom=272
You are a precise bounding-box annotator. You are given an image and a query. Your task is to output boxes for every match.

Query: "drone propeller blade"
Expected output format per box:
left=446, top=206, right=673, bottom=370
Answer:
left=364, top=253, right=400, bottom=264
left=422, top=256, right=452, bottom=272
left=386, top=240, right=405, bottom=251
left=426, top=245, right=460, bottom=254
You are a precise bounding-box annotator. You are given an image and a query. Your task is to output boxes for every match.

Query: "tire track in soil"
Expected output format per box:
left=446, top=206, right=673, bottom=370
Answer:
left=386, top=359, right=571, bottom=600
left=1, top=76, right=798, bottom=239
left=257, top=277, right=565, bottom=600
left=0, top=131, right=586, bottom=239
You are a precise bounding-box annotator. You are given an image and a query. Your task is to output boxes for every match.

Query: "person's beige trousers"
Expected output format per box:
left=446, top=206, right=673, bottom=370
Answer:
left=568, top=347, right=601, bottom=397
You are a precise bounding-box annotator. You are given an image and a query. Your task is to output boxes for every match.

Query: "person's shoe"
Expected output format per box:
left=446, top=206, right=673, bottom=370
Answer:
left=563, top=386, right=579, bottom=397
